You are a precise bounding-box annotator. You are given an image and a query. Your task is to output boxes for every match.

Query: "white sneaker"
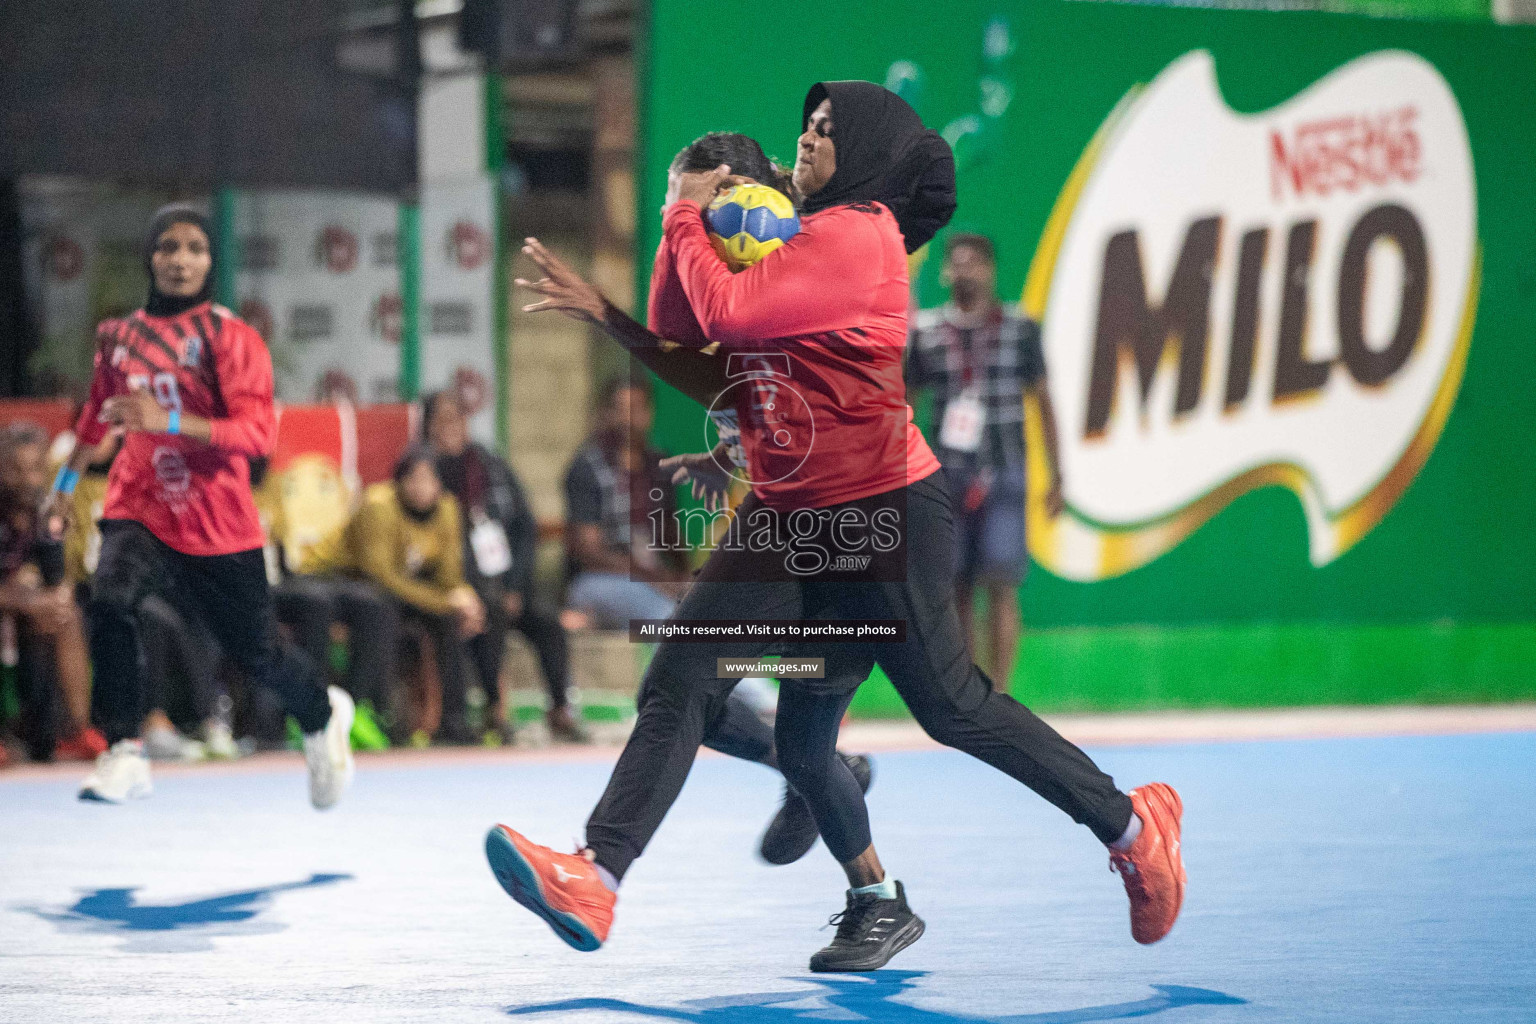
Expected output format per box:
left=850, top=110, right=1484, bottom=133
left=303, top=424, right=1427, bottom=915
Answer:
left=79, top=739, right=153, bottom=803
left=303, top=686, right=355, bottom=810
left=201, top=719, right=242, bottom=761
left=143, top=725, right=206, bottom=762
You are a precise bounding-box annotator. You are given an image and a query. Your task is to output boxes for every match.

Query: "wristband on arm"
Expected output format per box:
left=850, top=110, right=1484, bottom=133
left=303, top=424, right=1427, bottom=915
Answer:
left=52, top=466, right=80, bottom=496
left=167, top=409, right=181, bottom=435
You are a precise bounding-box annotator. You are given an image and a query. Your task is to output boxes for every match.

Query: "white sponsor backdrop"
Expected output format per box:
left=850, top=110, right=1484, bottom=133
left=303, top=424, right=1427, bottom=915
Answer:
left=418, top=177, right=497, bottom=441
left=233, top=189, right=401, bottom=405
left=233, top=178, right=496, bottom=441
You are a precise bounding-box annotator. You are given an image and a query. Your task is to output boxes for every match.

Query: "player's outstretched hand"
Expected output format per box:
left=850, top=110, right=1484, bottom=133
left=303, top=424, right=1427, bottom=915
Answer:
left=661, top=450, right=733, bottom=513
left=515, top=238, right=607, bottom=323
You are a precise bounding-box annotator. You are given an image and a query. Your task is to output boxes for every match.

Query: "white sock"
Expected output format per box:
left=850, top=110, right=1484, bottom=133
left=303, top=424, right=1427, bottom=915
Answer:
left=594, top=863, right=619, bottom=893
left=1109, top=812, right=1143, bottom=852
left=851, top=878, right=898, bottom=900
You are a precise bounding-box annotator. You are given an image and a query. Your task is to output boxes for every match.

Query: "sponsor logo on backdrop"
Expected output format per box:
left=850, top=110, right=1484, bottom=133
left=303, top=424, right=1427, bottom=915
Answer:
left=42, top=235, right=85, bottom=282
left=453, top=366, right=490, bottom=415
left=241, top=235, right=282, bottom=272
left=317, top=369, right=360, bottom=405
left=370, top=292, right=403, bottom=343
left=1023, top=50, right=1478, bottom=581
left=428, top=301, right=474, bottom=335
left=446, top=220, right=490, bottom=271
left=290, top=304, right=335, bottom=343
left=239, top=299, right=275, bottom=341
left=370, top=231, right=397, bottom=268
left=315, top=225, right=359, bottom=274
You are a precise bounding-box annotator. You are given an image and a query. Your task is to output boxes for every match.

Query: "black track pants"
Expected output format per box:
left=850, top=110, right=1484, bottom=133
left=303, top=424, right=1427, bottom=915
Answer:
left=584, top=474, right=1133, bottom=881
left=89, top=520, right=330, bottom=744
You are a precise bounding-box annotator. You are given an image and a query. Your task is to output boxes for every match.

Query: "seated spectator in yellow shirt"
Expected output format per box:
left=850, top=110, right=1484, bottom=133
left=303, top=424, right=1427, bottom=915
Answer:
left=299, top=445, right=485, bottom=744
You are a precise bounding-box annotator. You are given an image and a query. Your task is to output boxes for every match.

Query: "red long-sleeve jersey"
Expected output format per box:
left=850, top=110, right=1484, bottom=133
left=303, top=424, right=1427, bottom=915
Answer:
left=75, top=303, right=275, bottom=556
left=654, top=199, right=939, bottom=510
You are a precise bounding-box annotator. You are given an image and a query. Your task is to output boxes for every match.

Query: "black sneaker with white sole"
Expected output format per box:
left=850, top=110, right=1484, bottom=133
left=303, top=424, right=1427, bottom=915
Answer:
left=808, top=880, right=924, bottom=973
left=759, top=752, right=874, bottom=866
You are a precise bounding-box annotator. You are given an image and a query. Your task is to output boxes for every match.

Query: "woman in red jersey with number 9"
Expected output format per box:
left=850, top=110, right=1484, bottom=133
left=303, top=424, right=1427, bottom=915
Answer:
left=43, top=205, right=354, bottom=807
left=493, top=83, right=1185, bottom=970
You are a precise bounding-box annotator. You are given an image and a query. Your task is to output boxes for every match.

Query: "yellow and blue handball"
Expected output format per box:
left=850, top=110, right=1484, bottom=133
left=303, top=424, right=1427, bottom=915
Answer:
left=706, top=184, right=800, bottom=272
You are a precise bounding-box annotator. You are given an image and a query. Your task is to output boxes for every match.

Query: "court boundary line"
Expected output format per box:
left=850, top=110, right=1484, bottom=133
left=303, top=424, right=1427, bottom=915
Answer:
left=4, top=702, right=1533, bottom=784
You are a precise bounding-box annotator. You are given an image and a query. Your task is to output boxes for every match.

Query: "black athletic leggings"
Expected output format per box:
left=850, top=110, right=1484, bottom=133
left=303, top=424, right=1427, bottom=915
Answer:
left=275, top=574, right=400, bottom=715
left=88, top=520, right=330, bottom=744
left=468, top=582, right=572, bottom=713
left=585, top=473, right=1135, bottom=881
left=139, top=593, right=226, bottom=728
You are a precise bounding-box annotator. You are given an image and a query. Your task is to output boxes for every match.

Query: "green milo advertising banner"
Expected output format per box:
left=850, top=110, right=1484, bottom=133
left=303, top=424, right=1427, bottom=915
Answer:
left=638, top=0, right=1536, bottom=712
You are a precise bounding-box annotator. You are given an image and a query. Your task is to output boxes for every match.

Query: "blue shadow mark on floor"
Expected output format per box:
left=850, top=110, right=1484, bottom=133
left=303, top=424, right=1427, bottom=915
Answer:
left=505, top=971, right=1246, bottom=1022
left=21, top=872, right=352, bottom=952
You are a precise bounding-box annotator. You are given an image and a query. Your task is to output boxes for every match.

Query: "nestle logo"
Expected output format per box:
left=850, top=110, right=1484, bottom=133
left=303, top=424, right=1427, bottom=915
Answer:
left=1269, top=106, right=1420, bottom=201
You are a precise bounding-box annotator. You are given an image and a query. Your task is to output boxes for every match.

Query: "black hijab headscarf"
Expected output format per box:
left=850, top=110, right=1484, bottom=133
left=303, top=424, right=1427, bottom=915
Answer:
left=799, top=81, right=957, bottom=253
left=144, top=203, right=216, bottom=317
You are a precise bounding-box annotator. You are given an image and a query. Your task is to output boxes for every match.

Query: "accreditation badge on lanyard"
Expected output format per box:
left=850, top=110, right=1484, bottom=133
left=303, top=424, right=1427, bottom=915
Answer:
left=937, top=320, right=989, bottom=453
left=469, top=507, right=513, bottom=577
left=939, top=388, right=985, bottom=453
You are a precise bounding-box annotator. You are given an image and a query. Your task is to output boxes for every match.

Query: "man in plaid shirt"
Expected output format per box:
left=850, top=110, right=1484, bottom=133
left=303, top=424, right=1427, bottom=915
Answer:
left=907, top=233, right=1065, bottom=690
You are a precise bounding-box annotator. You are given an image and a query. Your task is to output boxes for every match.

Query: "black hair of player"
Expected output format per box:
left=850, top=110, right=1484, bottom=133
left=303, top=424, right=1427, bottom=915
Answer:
left=945, top=232, right=996, bottom=264
left=672, top=133, right=795, bottom=199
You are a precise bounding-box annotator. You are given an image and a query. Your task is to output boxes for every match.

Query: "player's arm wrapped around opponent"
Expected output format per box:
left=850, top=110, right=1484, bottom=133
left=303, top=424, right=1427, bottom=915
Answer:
left=662, top=169, right=881, bottom=346
left=515, top=238, right=727, bottom=408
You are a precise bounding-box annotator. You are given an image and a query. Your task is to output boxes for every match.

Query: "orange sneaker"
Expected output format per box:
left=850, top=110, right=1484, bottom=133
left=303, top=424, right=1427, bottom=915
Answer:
left=54, top=727, right=109, bottom=762
left=484, top=825, right=615, bottom=951
left=1110, top=782, right=1186, bottom=944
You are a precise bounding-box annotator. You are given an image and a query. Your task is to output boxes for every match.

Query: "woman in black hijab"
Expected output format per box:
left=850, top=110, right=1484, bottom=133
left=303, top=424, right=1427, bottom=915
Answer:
left=493, top=82, right=1183, bottom=972
left=43, top=203, right=354, bottom=807
left=794, top=80, right=957, bottom=253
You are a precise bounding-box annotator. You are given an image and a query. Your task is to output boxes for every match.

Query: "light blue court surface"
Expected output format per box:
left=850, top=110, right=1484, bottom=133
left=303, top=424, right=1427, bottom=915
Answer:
left=2, top=732, right=1533, bottom=1024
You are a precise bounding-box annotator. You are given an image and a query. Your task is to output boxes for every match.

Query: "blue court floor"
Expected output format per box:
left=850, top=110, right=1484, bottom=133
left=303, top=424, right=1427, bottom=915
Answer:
left=1, top=730, right=1533, bottom=1023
